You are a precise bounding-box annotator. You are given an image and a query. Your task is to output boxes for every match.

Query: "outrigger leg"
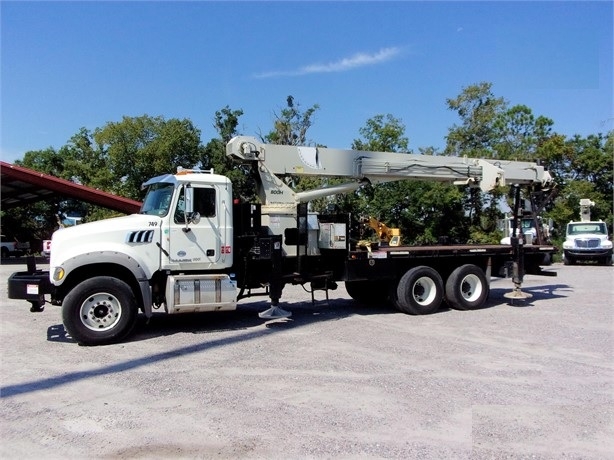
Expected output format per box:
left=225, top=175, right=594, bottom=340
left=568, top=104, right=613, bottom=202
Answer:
left=504, top=184, right=533, bottom=303
left=29, top=300, right=45, bottom=312
left=258, top=235, right=292, bottom=320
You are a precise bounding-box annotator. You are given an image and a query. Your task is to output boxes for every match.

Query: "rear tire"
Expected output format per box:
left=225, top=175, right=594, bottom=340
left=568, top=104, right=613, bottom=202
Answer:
left=445, top=264, right=489, bottom=311
left=396, top=266, right=443, bottom=315
left=388, top=281, right=403, bottom=312
left=62, top=276, right=138, bottom=346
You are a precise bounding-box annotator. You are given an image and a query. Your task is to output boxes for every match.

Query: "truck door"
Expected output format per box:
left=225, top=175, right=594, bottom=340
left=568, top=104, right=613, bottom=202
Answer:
left=168, top=185, right=226, bottom=270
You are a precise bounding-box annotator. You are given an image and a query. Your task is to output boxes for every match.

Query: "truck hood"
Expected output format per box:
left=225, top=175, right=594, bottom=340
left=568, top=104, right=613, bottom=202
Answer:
left=50, top=214, right=162, bottom=269
left=566, top=233, right=609, bottom=240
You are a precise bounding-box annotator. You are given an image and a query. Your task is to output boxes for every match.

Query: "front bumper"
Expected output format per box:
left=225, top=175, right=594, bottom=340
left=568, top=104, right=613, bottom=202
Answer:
left=8, top=266, right=53, bottom=311
left=564, top=248, right=612, bottom=259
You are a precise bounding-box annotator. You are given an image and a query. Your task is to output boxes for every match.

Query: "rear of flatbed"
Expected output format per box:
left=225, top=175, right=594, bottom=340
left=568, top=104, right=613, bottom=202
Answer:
left=340, top=242, right=556, bottom=314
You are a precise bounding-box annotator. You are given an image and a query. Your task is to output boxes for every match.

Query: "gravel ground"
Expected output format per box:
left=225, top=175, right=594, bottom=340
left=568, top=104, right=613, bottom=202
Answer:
left=0, top=260, right=612, bottom=459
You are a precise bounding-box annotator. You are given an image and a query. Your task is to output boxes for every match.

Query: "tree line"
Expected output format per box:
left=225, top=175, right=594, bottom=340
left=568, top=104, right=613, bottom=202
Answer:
left=2, top=82, right=612, bottom=252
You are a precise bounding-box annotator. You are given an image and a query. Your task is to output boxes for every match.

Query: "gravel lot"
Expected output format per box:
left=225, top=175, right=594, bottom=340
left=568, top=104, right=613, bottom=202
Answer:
left=0, top=259, right=612, bottom=459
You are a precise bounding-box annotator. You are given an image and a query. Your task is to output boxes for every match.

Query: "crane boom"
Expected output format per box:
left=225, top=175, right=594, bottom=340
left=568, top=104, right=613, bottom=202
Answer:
left=226, top=136, right=553, bottom=205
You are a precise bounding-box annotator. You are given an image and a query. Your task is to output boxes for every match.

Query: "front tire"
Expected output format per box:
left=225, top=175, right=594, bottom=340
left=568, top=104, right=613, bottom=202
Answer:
left=445, top=264, right=489, bottom=311
left=563, top=253, right=575, bottom=265
left=62, top=276, right=138, bottom=346
left=396, top=266, right=443, bottom=315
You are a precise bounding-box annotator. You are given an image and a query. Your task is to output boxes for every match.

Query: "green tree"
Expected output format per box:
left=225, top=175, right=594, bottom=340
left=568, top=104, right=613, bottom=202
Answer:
left=541, top=131, right=613, bottom=235
left=9, top=148, right=82, bottom=246
left=444, top=83, right=554, bottom=241
left=491, top=105, right=554, bottom=161
left=445, top=81, right=507, bottom=158
left=262, top=96, right=320, bottom=146
left=445, top=83, right=507, bottom=236
left=94, top=115, right=201, bottom=200
left=348, top=114, right=468, bottom=244
left=200, top=106, right=257, bottom=201
left=60, top=128, right=113, bottom=191
left=352, top=114, right=409, bottom=152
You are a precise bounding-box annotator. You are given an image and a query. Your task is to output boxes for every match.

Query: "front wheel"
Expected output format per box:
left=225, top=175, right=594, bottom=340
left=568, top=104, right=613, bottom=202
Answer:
left=563, top=253, right=575, bottom=265
left=445, top=264, right=489, bottom=311
left=62, top=276, right=139, bottom=346
left=396, top=266, right=444, bottom=315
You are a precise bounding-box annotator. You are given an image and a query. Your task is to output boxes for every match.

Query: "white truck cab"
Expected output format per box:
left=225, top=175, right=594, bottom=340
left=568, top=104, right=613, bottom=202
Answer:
left=562, top=199, right=613, bottom=265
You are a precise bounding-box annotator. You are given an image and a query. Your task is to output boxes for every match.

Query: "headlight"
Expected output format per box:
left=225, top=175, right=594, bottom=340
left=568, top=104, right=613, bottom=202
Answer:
left=603, top=241, right=613, bottom=249
left=53, top=267, right=65, bottom=282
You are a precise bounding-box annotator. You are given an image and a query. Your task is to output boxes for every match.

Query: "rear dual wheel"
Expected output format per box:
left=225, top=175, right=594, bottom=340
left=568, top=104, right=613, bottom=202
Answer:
left=444, top=264, right=489, bottom=311
left=396, top=266, right=444, bottom=315
left=394, top=264, right=488, bottom=315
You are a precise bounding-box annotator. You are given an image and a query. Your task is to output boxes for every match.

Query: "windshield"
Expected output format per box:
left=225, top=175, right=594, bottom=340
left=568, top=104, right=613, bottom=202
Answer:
left=140, top=183, right=175, bottom=216
left=567, top=223, right=607, bottom=235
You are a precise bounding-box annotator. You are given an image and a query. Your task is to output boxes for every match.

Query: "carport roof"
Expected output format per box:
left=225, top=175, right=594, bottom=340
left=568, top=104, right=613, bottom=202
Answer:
left=0, top=161, right=142, bottom=214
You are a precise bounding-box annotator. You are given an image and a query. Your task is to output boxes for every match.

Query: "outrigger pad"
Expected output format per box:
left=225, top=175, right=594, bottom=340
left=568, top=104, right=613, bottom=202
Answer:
left=504, top=288, right=533, bottom=300
left=258, top=306, right=292, bottom=319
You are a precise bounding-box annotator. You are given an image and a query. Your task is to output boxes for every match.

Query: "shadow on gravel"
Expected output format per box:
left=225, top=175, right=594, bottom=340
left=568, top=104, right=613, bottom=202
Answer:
left=43, top=280, right=571, bottom=348
left=42, top=279, right=573, bottom=347
left=47, top=299, right=401, bottom=346
left=4, top=283, right=572, bottom=399
left=2, top=297, right=399, bottom=399
left=43, top=296, right=400, bottom=346
left=489, top=283, right=571, bottom=308
left=128, top=296, right=399, bottom=343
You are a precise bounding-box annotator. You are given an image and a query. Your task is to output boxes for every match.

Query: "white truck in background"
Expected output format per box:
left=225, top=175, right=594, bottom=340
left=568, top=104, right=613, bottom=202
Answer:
left=1, top=235, right=30, bottom=259
left=563, top=199, right=613, bottom=265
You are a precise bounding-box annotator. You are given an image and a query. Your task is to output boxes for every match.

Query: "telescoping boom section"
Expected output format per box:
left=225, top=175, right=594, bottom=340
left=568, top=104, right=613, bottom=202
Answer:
left=226, top=136, right=554, bottom=205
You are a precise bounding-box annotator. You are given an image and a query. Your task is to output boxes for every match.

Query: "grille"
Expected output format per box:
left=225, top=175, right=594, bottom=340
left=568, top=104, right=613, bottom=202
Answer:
left=575, top=238, right=600, bottom=248
left=126, top=230, right=154, bottom=244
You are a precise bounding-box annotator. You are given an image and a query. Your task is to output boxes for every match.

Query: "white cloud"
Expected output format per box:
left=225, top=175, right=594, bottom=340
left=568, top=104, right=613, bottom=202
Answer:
left=254, top=47, right=403, bottom=78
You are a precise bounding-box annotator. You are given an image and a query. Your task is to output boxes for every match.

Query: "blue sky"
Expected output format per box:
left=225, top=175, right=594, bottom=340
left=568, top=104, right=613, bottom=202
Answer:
left=1, top=1, right=612, bottom=164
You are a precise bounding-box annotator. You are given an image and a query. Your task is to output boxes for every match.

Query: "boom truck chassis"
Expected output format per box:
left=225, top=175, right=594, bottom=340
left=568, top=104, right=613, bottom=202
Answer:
left=8, top=136, right=557, bottom=345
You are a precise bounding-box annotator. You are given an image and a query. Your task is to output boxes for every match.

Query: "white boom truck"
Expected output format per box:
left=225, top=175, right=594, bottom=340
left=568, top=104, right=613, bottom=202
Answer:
left=563, top=199, right=613, bottom=265
left=8, top=137, right=557, bottom=345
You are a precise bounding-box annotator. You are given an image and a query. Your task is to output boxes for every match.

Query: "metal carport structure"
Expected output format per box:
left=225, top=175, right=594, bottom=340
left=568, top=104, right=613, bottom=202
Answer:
left=0, top=161, right=142, bottom=214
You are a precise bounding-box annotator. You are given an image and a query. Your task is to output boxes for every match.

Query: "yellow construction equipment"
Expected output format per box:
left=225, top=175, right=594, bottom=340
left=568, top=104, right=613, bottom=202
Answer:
left=361, top=217, right=402, bottom=246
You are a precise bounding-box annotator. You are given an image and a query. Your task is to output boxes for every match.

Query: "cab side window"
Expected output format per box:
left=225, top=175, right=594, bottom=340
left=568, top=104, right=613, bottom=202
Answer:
left=195, top=188, right=216, bottom=218
left=174, top=187, right=216, bottom=224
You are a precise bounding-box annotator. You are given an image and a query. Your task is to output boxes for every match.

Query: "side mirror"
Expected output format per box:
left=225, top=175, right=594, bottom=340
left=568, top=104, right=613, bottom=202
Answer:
left=189, top=212, right=201, bottom=225
left=185, top=184, right=194, bottom=214
left=183, top=185, right=201, bottom=230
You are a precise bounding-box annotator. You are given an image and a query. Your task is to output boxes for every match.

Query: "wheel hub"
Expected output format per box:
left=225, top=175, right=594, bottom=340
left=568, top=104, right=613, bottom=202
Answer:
left=413, top=277, right=436, bottom=305
left=79, top=293, right=122, bottom=331
left=93, top=303, right=110, bottom=318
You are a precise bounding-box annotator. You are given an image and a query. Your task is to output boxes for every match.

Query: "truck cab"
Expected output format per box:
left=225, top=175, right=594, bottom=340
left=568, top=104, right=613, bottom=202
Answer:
left=562, top=198, right=613, bottom=266
left=563, top=221, right=612, bottom=265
